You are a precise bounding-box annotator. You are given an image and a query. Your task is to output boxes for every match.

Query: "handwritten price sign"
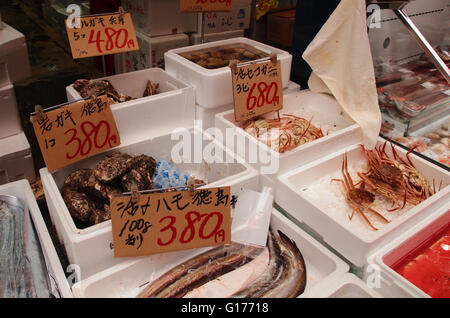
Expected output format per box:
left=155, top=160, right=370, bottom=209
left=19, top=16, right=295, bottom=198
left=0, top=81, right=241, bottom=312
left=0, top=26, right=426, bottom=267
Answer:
left=231, top=59, right=283, bottom=121
left=31, top=96, right=121, bottom=172
left=180, top=0, right=233, bottom=12
left=65, top=11, right=139, bottom=59
left=110, top=187, right=232, bottom=257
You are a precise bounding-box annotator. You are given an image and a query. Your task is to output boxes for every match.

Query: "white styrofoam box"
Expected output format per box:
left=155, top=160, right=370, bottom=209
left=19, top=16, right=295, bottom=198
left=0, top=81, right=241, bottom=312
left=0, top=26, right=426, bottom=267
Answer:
left=369, top=0, right=449, bottom=66
left=122, top=0, right=197, bottom=37
left=0, top=180, right=73, bottom=298
left=119, top=32, right=189, bottom=73
left=276, top=137, right=450, bottom=268
left=0, top=62, right=10, bottom=87
left=164, top=37, right=293, bottom=109
left=365, top=202, right=449, bottom=298
left=304, top=273, right=383, bottom=298
left=215, top=90, right=361, bottom=177
left=0, top=83, right=22, bottom=139
left=196, top=81, right=301, bottom=130
left=190, top=29, right=245, bottom=45
left=0, top=132, right=36, bottom=185
left=71, top=209, right=349, bottom=297
left=197, top=0, right=251, bottom=34
left=0, top=23, right=31, bottom=84
left=66, top=68, right=195, bottom=147
left=40, top=128, right=260, bottom=279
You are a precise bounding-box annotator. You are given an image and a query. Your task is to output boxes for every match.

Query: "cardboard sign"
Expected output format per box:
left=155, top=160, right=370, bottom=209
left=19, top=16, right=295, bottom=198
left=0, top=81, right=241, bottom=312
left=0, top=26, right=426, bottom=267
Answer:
left=231, top=59, right=283, bottom=121
left=31, top=96, right=121, bottom=172
left=65, top=11, right=139, bottom=59
left=111, top=186, right=232, bottom=257
left=180, top=0, right=233, bottom=12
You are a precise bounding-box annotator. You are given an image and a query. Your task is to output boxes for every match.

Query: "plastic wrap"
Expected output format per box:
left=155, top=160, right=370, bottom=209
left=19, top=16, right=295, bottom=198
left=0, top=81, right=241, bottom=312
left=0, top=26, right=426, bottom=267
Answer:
left=0, top=195, right=50, bottom=298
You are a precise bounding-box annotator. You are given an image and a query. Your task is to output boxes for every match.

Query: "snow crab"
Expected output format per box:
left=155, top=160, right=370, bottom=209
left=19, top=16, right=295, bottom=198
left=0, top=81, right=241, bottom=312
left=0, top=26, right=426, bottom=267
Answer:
left=332, top=153, right=390, bottom=231
left=241, top=114, right=324, bottom=153
left=358, top=141, right=435, bottom=207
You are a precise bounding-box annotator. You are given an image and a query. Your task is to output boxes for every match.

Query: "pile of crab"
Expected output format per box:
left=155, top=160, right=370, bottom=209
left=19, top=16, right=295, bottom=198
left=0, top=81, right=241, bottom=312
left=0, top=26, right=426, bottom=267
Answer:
left=241, top=114, right=325, bottom=153
left=333, top=142, right=442, bottom=231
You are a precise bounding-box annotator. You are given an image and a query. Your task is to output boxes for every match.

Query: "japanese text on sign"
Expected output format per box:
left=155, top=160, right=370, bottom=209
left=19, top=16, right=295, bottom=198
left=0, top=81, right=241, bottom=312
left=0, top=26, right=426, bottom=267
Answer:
left=65, top=11, right=139, bottom=59
left=111, top=187, right=235, bottom=257
left=180, top=0, right=233, bottom=12
left=231, top=59, right=283, bottom=121
left=31, top=96, right=121, bottom=172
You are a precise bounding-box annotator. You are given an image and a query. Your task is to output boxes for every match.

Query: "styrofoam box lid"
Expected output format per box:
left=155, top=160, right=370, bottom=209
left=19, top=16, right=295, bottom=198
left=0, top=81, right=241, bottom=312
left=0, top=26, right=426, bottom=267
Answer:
left=165, top=37, right=292, bottom=75
left=0, top=179, right=73, bottom=298
left=0, top=132, right=30, bottom=160
left=366, top=202, right=450, bottom=298
left=308, top=273, right=383, bottom=298
left=0, top=23, right=25, bottom=54
left=190, top=29, right=245, bottom=43
left=71, top=209, right=349, bottom=298
left=137, top=32, right=189, bottom=44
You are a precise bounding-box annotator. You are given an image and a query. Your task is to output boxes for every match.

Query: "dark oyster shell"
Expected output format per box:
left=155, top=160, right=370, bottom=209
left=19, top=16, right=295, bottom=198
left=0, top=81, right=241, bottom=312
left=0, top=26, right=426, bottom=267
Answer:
left=121, top=167, right=153, bottom=192
left=73, top=79, right=134, bottom=104
left=142, top=80, right=160, bottom=97
left=89, top=204, right=111, bottom=225
left=63, top=168, right=121, bottom=202
left=94, top=152, right=133, bottom=182
left=128, top=155, right=157, bottom=176
left=62, top=188, right=95, bottom=223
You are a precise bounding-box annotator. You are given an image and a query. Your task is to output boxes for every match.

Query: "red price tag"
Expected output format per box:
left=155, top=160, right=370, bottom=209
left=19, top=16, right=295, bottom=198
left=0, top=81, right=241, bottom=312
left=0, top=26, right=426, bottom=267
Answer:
left=180, top=0, right=233, bottom=12
left=65, top=11, right=139, bottom=59
left=31, top=96, right=121, bottom=172
left=110, top=187, right=232, bottom=257
left=231, top=59, right=283, bottom=121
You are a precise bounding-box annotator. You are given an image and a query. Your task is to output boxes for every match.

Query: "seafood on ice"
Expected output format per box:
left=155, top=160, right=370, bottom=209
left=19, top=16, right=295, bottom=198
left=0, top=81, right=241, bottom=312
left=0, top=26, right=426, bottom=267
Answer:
left=240, top=114, right=324, bottom=153
left=332, top=142, right=442, bottom=231
left=137, top=229, right=307, bottom=298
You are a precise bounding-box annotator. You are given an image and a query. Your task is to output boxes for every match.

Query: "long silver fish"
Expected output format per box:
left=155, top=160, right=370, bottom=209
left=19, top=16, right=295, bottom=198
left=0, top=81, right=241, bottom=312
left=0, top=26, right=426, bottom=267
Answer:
left=139, top=229, right=307, bottom=298
left=138, top=243, right=262, bottom=298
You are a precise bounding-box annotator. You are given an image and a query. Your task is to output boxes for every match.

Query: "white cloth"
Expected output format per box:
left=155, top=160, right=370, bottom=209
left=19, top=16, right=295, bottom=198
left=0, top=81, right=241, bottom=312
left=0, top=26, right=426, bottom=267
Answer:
left=302, top=0, right=381, bottom=149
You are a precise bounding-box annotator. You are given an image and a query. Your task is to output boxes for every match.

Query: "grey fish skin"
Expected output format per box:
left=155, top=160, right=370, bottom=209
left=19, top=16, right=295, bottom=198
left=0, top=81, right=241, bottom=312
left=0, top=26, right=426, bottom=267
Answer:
left=138, top=243, right=258, bottom=298
left=155, top=245, right=263, bottom=298
left=138, top=243, right=247, bottom=298
left=231, top=230, right=283, bottom=298
left=231, top=230, right=307, bottom=298
left=257, top=230, right=307, bottom=298
left=0, top=207, right=16, bottom=297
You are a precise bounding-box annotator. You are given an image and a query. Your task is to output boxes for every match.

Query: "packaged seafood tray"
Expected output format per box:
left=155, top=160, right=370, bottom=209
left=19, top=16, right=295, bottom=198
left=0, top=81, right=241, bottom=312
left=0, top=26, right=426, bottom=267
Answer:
left=302, top=273, right=382, bottom=298
left=164, top=37, right=292, bottom=109
left=196, top=81, right=301, bottom=130
left=65, top=68, right=195, bottom=146
left=276, top=137, right=450, bottom=268
left=0, top=180, right=72, bottom=298
left=40, top=128, right=259, bottom=279
left=215, top=90, right=361, bottom=177
left=364, top=202, right=449, bottom=298
left=71, top=209, right=349, bottom=298
left=393, top=114, right=450, bottom=167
